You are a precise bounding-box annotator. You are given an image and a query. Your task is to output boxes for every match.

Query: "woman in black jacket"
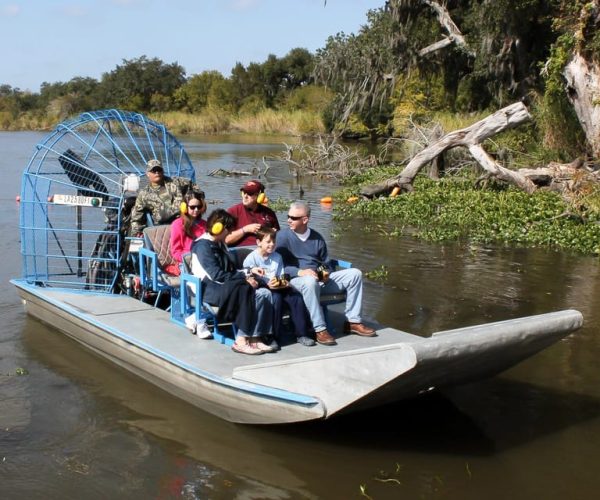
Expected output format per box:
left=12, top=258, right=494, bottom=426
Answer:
left=191, top=209, right=275, bottom=355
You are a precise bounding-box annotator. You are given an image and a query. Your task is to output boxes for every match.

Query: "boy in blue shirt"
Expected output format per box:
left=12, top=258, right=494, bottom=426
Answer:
left=243, top=227, right=315, bottom=348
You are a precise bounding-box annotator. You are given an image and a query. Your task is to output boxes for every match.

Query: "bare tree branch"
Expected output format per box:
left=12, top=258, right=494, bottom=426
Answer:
left=421, top=0, right=474, bottom=57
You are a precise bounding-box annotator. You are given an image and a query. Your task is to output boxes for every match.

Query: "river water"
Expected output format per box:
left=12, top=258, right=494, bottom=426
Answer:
left=1, top=131, right=599, bottom=499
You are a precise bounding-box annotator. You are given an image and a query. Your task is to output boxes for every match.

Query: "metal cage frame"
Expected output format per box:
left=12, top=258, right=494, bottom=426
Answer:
left=19, top=109, right=195, bottom=292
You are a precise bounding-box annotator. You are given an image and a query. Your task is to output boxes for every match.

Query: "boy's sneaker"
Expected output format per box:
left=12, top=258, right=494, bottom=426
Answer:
left=195, top=322, right=213, bottom=339
left=297, top=336, right=316, bottom=347
left=184, top=314, right=198, bottom=333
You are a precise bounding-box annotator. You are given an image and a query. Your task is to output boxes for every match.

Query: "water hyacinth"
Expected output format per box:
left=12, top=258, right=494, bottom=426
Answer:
left=335, top=178, right=600, bottom=255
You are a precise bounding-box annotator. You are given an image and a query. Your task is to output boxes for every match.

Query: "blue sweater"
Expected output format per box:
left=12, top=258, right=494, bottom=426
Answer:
left=275, top=228, right=332, bottom=278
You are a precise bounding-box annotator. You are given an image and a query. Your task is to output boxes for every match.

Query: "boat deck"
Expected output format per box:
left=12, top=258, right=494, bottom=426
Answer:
left=14, top=280, right=583, bottom=423
left=33, top=288, right=423, bottom=378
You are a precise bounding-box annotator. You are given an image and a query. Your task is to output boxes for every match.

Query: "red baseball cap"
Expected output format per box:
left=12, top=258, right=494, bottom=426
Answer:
left=240, top=180, right=264, bottom=195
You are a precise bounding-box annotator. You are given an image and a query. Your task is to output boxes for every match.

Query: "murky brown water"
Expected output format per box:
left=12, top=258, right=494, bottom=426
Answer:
left=1, top=131, right=599, bottom=499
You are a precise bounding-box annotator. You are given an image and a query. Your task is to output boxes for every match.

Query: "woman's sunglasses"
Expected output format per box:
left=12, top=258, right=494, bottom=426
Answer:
left=188, top=205, right=202, bottom=211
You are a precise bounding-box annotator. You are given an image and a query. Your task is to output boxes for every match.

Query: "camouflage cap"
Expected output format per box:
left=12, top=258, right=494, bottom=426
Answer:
left=146, top=159, right=163, bottom=171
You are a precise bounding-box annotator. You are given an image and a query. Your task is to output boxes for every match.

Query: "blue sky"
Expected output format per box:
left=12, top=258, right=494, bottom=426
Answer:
left=1, top=0, right=384, bottom=92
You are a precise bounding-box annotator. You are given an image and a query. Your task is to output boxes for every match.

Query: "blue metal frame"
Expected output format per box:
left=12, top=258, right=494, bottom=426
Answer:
left=176, top=268, right=235, bottom=346
left=19, top=109, right=195, bottom=291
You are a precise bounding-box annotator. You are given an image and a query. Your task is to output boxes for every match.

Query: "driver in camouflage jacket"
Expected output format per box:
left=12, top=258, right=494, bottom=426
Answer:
left=130, top=159, right=202, bottom=236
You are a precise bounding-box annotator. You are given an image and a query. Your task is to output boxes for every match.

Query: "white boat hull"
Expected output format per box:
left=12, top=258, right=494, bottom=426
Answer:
left=12, top=279, right=583, bottom=424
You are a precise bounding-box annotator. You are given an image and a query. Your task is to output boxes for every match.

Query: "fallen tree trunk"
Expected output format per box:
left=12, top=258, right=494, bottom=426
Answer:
left=360, top=102, right=535, bottom=197
left=468, top=144, right=536, bottom=193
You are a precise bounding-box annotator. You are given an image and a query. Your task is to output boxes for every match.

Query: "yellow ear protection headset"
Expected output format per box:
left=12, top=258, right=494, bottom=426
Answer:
left=210, top=221, right=224, bottom=235
left=240, top=181, right=267, bottom=204
left=180, top=194, right=206, bottom=215
left=241, top=191, right=267, bottom=204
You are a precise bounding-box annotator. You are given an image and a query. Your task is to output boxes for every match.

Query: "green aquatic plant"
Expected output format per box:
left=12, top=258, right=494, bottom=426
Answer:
left=265, top=196, right=293, bottom=212
left=365, top=264, right=389, bottom=282
left=335, top=177, right=600, bottom=255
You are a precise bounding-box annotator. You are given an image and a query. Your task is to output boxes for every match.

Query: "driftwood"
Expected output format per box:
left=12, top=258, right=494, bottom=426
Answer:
left=208, top=168, right=252, bottom=177
left=280, top=137, right=379, bottom=180
left=361, top=102, right=538, bottom=197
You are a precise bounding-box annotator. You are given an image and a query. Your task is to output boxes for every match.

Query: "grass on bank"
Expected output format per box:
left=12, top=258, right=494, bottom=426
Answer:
left=335, top=175, right=600, bottom=256
left=153, top=108, right=325, bottom=136
left=1, top=108, right=326, bottom=136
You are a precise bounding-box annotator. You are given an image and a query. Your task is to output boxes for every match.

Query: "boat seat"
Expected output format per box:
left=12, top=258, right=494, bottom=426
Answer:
left=232, top=245, right=256, bottom=268
left=230, top=245, right=349, bottom=329
left=177, top=252, right=235, bottom=346
left=177, top=247, right=352, bottom=343
left=319, top=258, right=352, bottom=331
left=139, top=224, right=180, bottom=307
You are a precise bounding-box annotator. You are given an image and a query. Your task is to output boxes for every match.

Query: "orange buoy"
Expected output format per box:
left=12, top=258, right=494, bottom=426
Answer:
left=390, top=186, right=400, bottom=197
left=47, top=195, right=54, bottom=203
left=320, top=196, right=333, bottom=204
left=347, top=196, right=359, bottom=204
left=15, top=195, right=20, bottom=202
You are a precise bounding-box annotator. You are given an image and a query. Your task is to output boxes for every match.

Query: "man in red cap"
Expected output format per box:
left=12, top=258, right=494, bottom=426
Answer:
left=226, top=180, right=280, bottom=247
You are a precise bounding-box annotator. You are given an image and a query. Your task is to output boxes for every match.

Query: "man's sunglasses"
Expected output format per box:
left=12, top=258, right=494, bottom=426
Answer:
left=149, top=167, right=163, bottom=173
left=287, top=214, right=305, bottom=221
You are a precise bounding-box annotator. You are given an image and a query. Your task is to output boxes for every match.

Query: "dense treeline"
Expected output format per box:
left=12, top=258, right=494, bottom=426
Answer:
left=0, top=49, right=330, bottom=132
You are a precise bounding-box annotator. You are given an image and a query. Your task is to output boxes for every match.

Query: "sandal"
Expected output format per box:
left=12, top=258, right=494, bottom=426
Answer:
left=232, top=342, right=263, bottom=355
left=252, top=340, right=277, bottom=353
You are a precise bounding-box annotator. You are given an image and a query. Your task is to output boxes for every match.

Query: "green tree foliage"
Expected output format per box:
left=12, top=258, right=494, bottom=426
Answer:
left=0, top=85, right=24, bottom=115
left=97, top=56, right=186, bottom=111
left=39, top=77, right=101, bottom=119
left=1, top=48, right=316, bottom=125
left=282, top=85, right=334, bottom=113
left=229, top=61, right=262, bottom=111
left=315, top=8, right=398, bottom=132
left=315, top=0, right=572, bottom=135
left=230, top=48, right=314, bottom=111
left=175, top=70, right=232, bottom=112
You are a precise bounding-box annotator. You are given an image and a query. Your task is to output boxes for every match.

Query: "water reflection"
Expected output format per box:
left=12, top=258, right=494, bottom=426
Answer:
left=21, top=316, right=600, bottom=499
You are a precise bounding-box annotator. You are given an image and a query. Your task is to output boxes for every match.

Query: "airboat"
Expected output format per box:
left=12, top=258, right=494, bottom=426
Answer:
left=11, top=109, right=583, bottom=424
